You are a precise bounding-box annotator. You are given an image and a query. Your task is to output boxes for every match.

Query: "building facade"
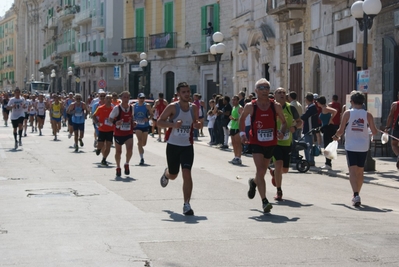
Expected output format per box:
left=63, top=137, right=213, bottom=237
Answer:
left=0, top=8, right=17, bottom=92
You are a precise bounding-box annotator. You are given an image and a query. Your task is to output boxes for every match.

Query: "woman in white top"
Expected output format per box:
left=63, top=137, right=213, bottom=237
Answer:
left=333, top=92, right=378, bottom=207
left=207, top=99, right=217, bottom=145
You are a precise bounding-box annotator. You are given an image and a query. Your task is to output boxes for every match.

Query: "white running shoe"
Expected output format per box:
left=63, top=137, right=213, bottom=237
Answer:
left=183, top=203, right=194, bottom=216
left=352, top=195, right=361, bottom=206
left=320, top=165, right=332, bottom=170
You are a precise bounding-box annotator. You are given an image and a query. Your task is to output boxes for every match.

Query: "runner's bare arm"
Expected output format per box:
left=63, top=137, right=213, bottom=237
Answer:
left=157, top=104, right=177, bottom=128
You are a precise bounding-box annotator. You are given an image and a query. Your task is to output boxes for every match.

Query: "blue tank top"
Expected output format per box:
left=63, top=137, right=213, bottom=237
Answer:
left=134, top=103, right=149, bottom=128
left=72, top=103, right=85, bottom=124
left=319, top=112, right=332, bottom=127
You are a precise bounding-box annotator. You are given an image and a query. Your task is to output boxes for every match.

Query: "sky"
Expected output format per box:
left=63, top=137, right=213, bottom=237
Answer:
left=0, top=0, right=14, bottom=18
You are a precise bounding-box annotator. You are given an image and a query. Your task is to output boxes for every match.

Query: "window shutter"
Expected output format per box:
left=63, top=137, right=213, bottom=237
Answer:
left=213, top=3, right=220, bottom=32
left=201, top=6, right=207, bottom=52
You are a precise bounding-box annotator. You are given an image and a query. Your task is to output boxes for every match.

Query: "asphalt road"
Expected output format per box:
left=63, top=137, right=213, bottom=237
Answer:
left=0, top=119, right=398, bottom=267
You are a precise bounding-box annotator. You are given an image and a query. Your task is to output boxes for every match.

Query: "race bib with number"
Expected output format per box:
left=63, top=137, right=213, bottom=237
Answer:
left=104, top=119, right=113, bottom=126
left=136, top=119, right=145, bottom=125
left=38, top=107, right=45, bottom=115
left=121, top=122, right=131, bottom=131
left=257, top=129, right=273, bottom=142
left=75, top=111, right=83, bottom=116
left=173, top=125, right=191, bottom=137
left=283, top=131, right=290, bottom=140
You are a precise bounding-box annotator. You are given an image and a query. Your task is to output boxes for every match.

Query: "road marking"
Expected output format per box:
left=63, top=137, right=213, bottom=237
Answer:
left=0, top=143, right=6, bottom=158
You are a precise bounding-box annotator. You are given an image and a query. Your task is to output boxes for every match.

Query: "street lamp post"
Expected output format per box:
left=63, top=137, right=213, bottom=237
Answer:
left=351, top=0, right=382, bottom=172
left=30, top=74, right=34, bottom=94
left=68, top=66, right=73, bottom=93
left=139, top=52, right=148, bottom=94
left=210, top=32, right=226, bottom=95
left=39, top=72, right=44, bottom=82
left=51, top=69, right=56, bottom=93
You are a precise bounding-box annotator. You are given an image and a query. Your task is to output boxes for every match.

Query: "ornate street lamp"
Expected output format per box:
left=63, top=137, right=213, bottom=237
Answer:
left=51, top=69, right=56, bottom=93
left=351, top=0, right=381, bottom=171
left=68, top=66, right=73, bottom=92
left=139, top=52, right=148, bottom=93
left=39, top=72, right=44, bottom=82
left=210, top=32, right=226, bottom=94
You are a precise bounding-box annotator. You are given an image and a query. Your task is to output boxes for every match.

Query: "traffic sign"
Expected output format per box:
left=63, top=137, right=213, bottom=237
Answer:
left=98, top=79, right=106, bottom=88
left=357, top=70, right=370, bottom=93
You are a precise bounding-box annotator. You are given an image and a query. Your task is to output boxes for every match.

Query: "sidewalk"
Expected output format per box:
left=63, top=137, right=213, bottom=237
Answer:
left=195, top=127, right=399, bottom=189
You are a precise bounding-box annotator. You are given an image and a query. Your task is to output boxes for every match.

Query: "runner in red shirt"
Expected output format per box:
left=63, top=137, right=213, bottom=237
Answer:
left=152, top=92, right=168, bottom=141
left=328, top=94, right=342, bottom=131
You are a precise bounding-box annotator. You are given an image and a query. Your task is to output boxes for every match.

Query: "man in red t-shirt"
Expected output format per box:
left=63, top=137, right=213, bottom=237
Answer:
left=152, top=93, right=168, bottom=141
left=328, top=94, right=342, bottom=131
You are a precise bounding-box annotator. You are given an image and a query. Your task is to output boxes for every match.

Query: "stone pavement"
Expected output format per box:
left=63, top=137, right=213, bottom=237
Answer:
left=196, top=127, right=399, bottom=189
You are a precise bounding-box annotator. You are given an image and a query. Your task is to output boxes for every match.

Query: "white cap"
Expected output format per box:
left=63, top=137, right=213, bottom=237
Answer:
left=98, top=88, right=105, bottom=94
left=138, top=93, right=145, bottom=98
left=313, top=93, right=318, bottom=99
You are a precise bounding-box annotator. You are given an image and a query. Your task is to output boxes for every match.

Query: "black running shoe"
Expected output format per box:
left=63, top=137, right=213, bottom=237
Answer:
left=139, top=158, right=145, bottom=165
left=79, top=138, right=84, bottom=147
left=247, top=178, right=257, bottom=199
left=101, top=160, right=108, bottom=166
left=183, top=203, right=194, bottom=216
left=124, top=164, right=130, bottom=175
left=116, top=167, right=121, bottom=177
left=95, top=149, right=101, bottom=156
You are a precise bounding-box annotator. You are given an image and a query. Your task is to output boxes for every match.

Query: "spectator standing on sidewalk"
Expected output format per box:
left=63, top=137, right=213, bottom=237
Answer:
left=218, top=95, right=232, bottom=149
left=328, top=94, right=342, bottom=131
left=240, top=78, right=287, bottom=213
left=288, top=91, right=303, bottom=161
left=228, top=95, right=243, bottom=165
left=384, top=91, right=399, bottom=169
left=316, top=96, right=337, bottom=170
left=333, top=92, right=378, bottom=206
left=301, top=93, right=318, bottom=166
left=206, top=99, right=217, bottom=145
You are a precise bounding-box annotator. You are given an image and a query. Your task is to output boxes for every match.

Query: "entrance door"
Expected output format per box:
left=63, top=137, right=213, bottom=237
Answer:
left=165, top=71, right=175, bottom=102
left=335, top=51, right=355, bottom=106
left=207, top=79, right=217, bottom=109
left=382, top=37, right=398, bottom=126
left=129, top=72, right=140, bottom=98
left=289, top=63, right=302, bottom=103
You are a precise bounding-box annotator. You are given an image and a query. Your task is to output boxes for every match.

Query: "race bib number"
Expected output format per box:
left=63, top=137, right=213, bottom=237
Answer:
left=283, top=131, right=290, bottom=140
left=53, top=111, right=60, bottom=116
left=257, top=129, right=273, bottom=142
left=75, top=111, right=83, bottom=117
left=121, top=122, right=131, bottom=131
left=38, top=107, right=45, bottom=115
left=137, top=119, right=145, bottom=125
left=173, top=125, right=190, bottom=137
left=104, top=119, right=113, bottom=126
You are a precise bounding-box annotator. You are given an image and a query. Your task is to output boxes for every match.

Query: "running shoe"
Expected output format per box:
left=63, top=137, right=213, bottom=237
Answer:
left=54, top=136, right=57, bottom=141
left=124, top=164, right=130, bottom=175
left=183, top=203, right=194, bottom=216
left=160, top=168, right=169, bottom=188
left=24, top=133, right=27, bottom=137
left=247, top=178, right=257, bottom=199
left=39, top=130, right=42, bottom=136
left=220, top=145, right=229, bottom=149
left=352, top=195, right=361, bottom=206
left=274, top=191, right=283, bottom=201
left=14, top=141, right=18, bottom=150
left=140, top=158, right=145, bottom=165
left=79, top=138, right=84, bottom=147
left=74, top=144, right=79, bottom=152
left=35, top=127, right=37, bottom=132
left=320, top=165, right=332, bottom=170
left=95, top=149, right=101, bottom=156
left=101, top=159, right=108, bottom=166
left=116, top=167, right=121, bottom=177
left=269, top=167, right=276, bottom=187
left=5, top=121, right=7, bottom=127
left=19, top=140, right=22, bottom=146
left=262, top=200, right=273, bottom=213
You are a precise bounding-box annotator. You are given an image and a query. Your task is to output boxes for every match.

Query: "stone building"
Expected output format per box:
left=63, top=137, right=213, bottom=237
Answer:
left=0, top=7, right=17, bottom=92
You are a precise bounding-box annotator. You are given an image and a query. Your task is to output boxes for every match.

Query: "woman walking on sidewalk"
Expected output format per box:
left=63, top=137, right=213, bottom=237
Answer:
left=333, top=92, right=378, bottom=206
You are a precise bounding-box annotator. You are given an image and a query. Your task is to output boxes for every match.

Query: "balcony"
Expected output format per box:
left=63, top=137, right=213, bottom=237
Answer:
left=74, top=52, right=91, bottom=66
left=121, top=37, right=147, bottom=55
left=91, top=54, right=124, bottom=66
left=48, top=17, right=57, bottom=30
left=75, top=9, right=92, bottom=25
left=92, top=16, right=105, bottom=31
left=267, top=0, right=306, bottom=17
left=40, top=56, right=53, bottom=69
left=57, top=42, right=76, bottom=55
left=57, top=7, right=76, bottom=22
left=149, top=32, right=177, bottom=50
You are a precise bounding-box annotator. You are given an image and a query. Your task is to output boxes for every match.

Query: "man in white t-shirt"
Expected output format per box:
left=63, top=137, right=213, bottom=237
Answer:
left=7, top=87, right=27, bottom=149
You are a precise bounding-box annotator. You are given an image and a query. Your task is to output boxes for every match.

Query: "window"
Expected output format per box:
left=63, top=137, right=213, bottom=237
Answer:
left=291, top=42, right=302, bottom=56
left=337, top=28, right=353, bottom=46
left=201, top=3, right=220, bottom=52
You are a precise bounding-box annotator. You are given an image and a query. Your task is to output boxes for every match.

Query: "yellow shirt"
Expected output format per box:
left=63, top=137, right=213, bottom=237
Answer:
left=52, top=102, right=61, bottom=118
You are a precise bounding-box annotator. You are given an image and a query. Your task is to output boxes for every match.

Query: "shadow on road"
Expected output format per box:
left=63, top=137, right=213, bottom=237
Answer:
left=332, top=203, right=393, bottom=212
left=248, top=209, right=300, bottom=223
left=162, top=210, right=208, bottom=224
left=112, top=176, right=136, bottom=182
left=273, top=199, right=313, bottom=208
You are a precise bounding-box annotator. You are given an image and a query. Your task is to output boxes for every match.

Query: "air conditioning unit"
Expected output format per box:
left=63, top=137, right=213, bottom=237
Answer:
left=334, top=12, right=342, bottom=21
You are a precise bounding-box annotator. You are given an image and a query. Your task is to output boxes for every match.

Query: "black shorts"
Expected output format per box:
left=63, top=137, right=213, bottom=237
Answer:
left=249, top=144, right=275, bottom=159
left=98, top=131, right=114, bottom=142
left=229, top=129, right=239, bottom=136
left=273, top=145, right=292, bottom=168
left=24, top=113, right=29, bottom=120
left=67, top=114, right=73, bottom=124
left=37, top=115, right=46, bottom=120
left=11, top=117, right=24, bottom=128
left=2, top=109, right=9, bottom=114
left=346, top=151, right=368, bottom=167
left=73, top=123, right=85, bottom=132
left=166, top=143, right=194, bottom=175
left=114, top=134, right=133, bottom=145
left=135, top=126, right=150, bottom=133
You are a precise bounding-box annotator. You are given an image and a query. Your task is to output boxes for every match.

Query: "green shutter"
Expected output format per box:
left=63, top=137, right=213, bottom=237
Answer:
left=201, top=6, right=207, bottom=53
left=136, top=8, right=144, bottom=51
left=63, top=57, right=67, bottom=69
left=164, top=2, right=173, bottom=48
left=213, top=3, right=220, bottom=32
